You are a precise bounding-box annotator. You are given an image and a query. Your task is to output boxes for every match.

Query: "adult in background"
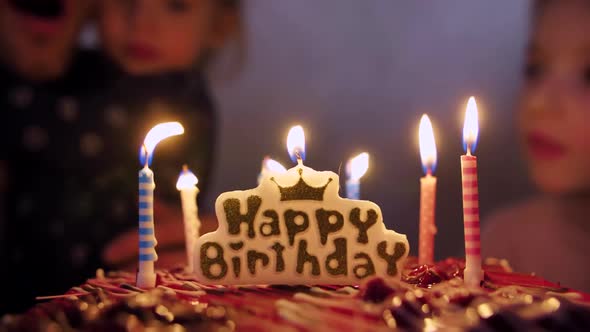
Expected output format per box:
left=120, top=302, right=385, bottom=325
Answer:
left=0, top=0, right=242, bottom=314
left=0, top=0, right=97, bottom=314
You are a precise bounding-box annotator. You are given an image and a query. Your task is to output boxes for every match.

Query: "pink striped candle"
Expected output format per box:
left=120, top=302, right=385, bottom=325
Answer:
left=461, top=97, right=484, bottom=288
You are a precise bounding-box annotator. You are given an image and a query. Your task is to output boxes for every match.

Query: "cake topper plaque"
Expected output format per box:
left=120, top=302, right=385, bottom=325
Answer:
left=193, top=164, right=409, bottom=285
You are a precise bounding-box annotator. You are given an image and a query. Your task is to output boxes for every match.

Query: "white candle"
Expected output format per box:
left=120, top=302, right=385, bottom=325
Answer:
left=137, top=122, right=184, bottom=288
left=176, top=165, right=200, bottom=273
left=418, top=114, right=437, bottom=265
left=345, top=152, right=369, bottom=199
left=461, top=97, right=483, bottom=288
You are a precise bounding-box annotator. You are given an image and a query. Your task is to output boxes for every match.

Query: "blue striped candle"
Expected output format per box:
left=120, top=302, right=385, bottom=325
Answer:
left=137, top=166, right=157, bottom=288
left=134, top=121, right=184, bottom=288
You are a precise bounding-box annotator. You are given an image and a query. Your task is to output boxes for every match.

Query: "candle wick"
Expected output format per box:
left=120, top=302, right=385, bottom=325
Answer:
left=426, top=168, right=432, bottom=176
left=295, top=150, right=303, bottom=165
left=142, top=144, right=150, bottom=168
left=466, top=145, right=472, bottom=156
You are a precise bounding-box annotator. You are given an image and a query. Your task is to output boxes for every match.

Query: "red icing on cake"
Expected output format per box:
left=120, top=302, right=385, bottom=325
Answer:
left=3, top=258, right=590, bottom=331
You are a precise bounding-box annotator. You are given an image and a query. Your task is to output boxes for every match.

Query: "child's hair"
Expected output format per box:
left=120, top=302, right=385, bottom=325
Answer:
left=202, top=0, right=245, bottom=70
left=217, top=0, right=243, bottom=48
left=533, top=0, right=590, bottom=17
left=222, top=0, right=241, bottom=10
left=532, top=0, right=550, bottom=20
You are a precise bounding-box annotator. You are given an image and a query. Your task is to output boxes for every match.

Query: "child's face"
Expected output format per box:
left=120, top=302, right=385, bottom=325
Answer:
left=99, top=0, right=226, bottom=75
left=519, top=0, right=590, bottom=195
left=0, top=0, right=91, bottom=81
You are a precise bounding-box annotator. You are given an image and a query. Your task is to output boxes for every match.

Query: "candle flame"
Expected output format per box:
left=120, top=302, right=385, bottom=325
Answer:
left=463, top=97, right=479, bottom=154
left=419, top=114, right=437, bottom=174
left=287, top=125, right=306, bottom=163
left=263, top=157, right=287, bottom=173
left=347, top=152, right=369, bottom=181
left=176, top=166, right=198, bottom=190
left=139, top=122, right=184, bottom=166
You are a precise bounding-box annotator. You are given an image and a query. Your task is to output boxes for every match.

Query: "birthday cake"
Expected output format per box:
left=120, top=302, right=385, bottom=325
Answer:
left=4, top=123, right=590, bottom=331
left=3, top=259, right=590, bottom=331
left=4, top=163, right=590, bottom=331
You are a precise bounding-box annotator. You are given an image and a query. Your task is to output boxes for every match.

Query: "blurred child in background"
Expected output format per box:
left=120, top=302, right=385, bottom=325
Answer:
left=94, top=0, right=242, bottom=270
left=483, top=0, right=590, bottom=293
left=99, top=0, right=239, bottom=75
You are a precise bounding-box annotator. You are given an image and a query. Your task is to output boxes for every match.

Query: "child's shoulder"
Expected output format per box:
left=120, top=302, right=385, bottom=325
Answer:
left=484, top=196, right=558, bottom=232
left=482, top=196, right=561, bottom=261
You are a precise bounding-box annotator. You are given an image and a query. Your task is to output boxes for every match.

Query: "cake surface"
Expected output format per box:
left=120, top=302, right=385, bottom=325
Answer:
left=3, top=258, right=590, bottom=331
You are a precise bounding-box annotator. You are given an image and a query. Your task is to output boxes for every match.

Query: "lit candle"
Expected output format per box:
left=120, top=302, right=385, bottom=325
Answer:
left=176, top=165, right=200, bottom=273
left=418, top=114, right=437, bottom=265
left=345, top=152, right=369, bottom=199
left=137, top=122, right=184, bottom=288
left=257, top=156, right=287, bottom=185
left=461, top=97, right=484, bottom=287
left=287, top=125, right=306, bottom=165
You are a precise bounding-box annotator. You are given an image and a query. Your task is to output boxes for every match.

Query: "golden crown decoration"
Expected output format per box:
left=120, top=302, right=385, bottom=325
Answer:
left=270, top=168, right=333, bottom=201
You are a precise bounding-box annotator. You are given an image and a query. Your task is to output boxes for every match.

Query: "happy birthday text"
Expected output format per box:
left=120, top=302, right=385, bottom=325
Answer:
left=199, top=195, right=407, bottom=281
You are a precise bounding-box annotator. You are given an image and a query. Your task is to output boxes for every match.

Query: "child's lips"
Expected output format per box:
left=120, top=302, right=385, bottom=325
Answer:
left=127, top=43, right=160, bottom=61
left=526, top=132, right=566, bottom=160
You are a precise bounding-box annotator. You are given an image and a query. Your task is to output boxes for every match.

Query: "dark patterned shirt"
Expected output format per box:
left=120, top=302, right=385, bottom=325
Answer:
left=0, top=53, right=217, bottom=313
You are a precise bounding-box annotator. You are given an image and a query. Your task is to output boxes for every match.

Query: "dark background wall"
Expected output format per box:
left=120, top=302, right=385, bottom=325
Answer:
left=208, top=0, right=533, bottom=259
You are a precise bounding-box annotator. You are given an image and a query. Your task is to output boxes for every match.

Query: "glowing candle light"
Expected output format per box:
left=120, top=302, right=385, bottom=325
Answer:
left=257, top=156, right=287, bottom=185
left=345, top=152, right=369, bottom=199
left=137, top=121, right=184, bottom=288
left=287, top=125, right=305, bottom=165
left=461, top=97, right=484, bottom=287
left=176, top=165, right=200, bottom=273
left=418, top=114, right=438, bottom=265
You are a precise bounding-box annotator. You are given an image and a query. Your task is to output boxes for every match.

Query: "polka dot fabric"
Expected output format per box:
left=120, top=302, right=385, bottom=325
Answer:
left=0, top=53, right=217, bottom=314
